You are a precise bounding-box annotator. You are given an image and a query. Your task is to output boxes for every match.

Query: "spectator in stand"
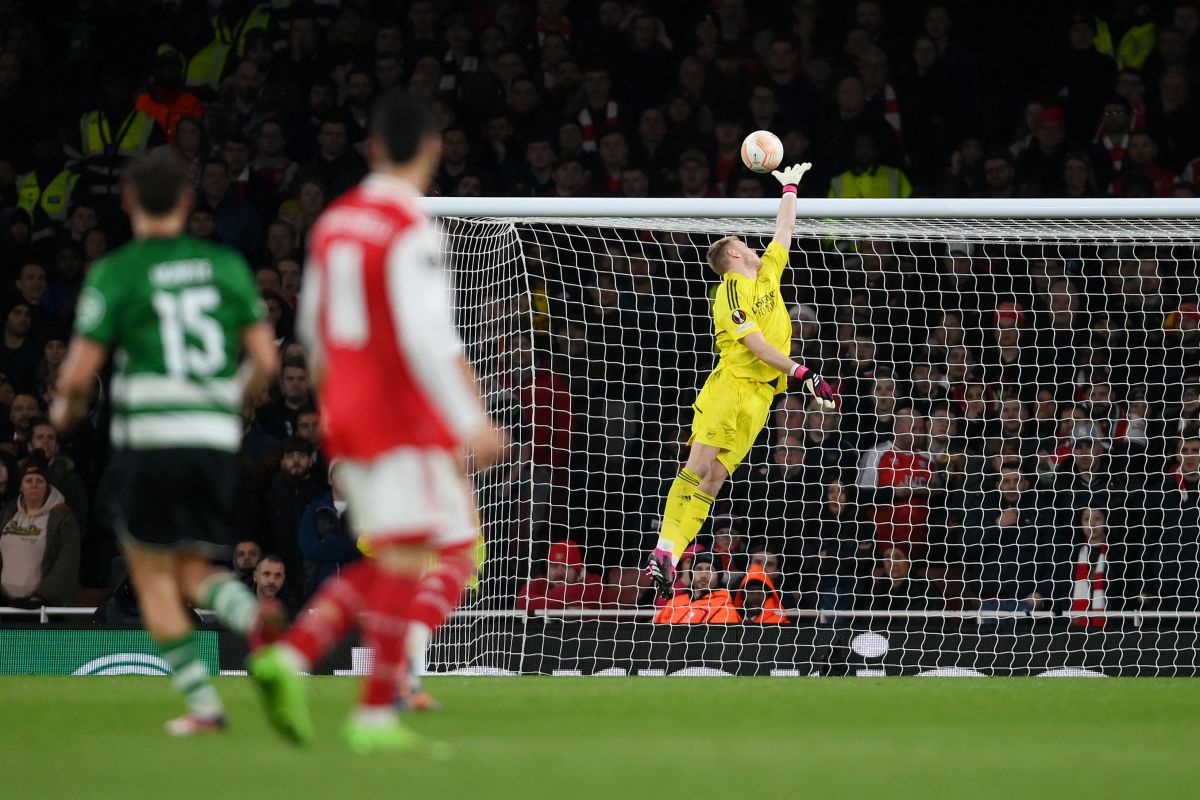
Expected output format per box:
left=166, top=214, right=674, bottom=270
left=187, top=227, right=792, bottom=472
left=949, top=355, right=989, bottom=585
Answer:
left=710, top=117, right=744, bottom=196
left=4, top=393, right=40, bottom=451
left=1062, top=152, right=1101, bottom=198
left=265, top=220, right=298, bottom=264
left=1055, top=436, right=1112, bottom=514
left=864, top=546, right=941, bottom=612
left=1053, top=14, right=1117, bottom=144
left=1016, top=106, right=1072, bottom=196
left=515, top=538, right=602, bottom=615
left=710, top=520, right=749, bottom=580
left=737, top=562, right=790, bottom=624
left=251, top=554, right=296, bottom=616
left=504, top=332, right=571, bottom=538
left=68, top=63, right=164, bottom=209
left=0, top=459, right=79, bottom=606
left=654, top=553, right=741, bottom=624
left=632, top=107, right=674, bottom=190
left=253, top=119, right=300, bottom=197
left=577, top=64, right=622, bottom=153
left=1058, top=507, right=1126, bottom=626
left=172, top=117, right=208, bottom=190
left=746, top=433, right=823, bottom=594
left=596, top=131, right=629, bottom=196
left=824, top=76, right=901, bottom=174
left=1149, top=67, right=1200, bottom=171
left=11, top=260, right=54, bottom=332
left=135, top=47, right=204, bottom=146
left=27, top=420, right=87, bottom=529
left=828, top=131, right=913, bottom=198
left=232, top=539, right=263, bottom=585
left=298, top=461, right=360, bottom=598
left=514, top=135, right=556, bottom=197
left=196, top=157, right=261, bottom=257
left=1144, top=426, right=1200, bottom=612
left=976, top=148, right=1018, bottom=199
left=263, top=437, right=327, bottom=589
left=255, top=357, right=313, bottom=439
left=817, top=479, right=873, bottom=617
left=1089, top=96, right=1134, bottom=190
left=223, top=133, right=278, bottom=224
left=802, top=407, right=859, bottom=486
left=221, top=60, right=265, bottom=137
left=0, top=302, right=37, bottom=393
left=301, top=115, right=368, bottom=202
left=980, top=301, right=1038, bottom=395
left=675, top=149, right=717, bottom=198
left=962, top=463, right=1058, bottom=612
left=1111, top=130, right=1179, bottom=197
left=858, top=404, right=934, bottom=559
left=549, top=157, right=591, bottom=198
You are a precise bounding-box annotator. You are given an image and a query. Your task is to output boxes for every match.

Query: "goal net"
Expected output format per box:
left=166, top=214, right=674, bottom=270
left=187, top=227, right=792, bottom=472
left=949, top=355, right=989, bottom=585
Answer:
left=429, top=198, right=1200, bottom=677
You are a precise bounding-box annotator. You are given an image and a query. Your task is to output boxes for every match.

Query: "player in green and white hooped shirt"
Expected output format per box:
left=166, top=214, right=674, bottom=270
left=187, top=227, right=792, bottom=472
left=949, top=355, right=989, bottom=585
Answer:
left=51, top=149, right=297, bottom=739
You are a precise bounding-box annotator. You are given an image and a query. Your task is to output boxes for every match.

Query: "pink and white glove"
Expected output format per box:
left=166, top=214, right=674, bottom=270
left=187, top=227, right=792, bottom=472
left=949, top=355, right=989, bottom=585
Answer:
left=790, top=364, right=836, bottom=410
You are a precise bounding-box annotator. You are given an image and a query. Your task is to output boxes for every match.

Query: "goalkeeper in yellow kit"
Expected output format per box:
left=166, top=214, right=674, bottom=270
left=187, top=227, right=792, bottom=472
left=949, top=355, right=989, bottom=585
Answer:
left=646, top=162, right=835, bottom=598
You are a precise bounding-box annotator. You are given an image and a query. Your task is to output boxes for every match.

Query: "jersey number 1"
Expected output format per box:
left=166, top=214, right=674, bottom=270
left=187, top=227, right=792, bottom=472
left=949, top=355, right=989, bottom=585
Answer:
left=153, top=287, right=226, bottom=378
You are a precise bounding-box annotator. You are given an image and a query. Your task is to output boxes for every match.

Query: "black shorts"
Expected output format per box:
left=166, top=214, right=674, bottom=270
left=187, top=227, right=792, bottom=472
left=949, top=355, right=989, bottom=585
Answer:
left=109, top=448, right=238, bottom=559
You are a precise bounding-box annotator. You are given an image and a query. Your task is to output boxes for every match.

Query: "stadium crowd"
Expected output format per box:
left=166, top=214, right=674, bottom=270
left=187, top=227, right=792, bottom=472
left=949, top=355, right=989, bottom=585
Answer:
left=0, top=0, right=1199, bottom=622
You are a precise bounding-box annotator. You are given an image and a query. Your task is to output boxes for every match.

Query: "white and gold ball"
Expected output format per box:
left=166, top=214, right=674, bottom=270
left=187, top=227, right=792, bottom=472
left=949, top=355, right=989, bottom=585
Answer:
left=740, top=130, right=784, bottom=173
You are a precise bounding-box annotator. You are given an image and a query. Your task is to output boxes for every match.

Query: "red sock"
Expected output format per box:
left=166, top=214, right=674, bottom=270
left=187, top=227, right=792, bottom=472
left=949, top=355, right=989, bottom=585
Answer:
left=281, top=559, right=376, bottom=668
left=360, top=569, right=418, bottom=708
left=409, top=550, right=475, bottom=631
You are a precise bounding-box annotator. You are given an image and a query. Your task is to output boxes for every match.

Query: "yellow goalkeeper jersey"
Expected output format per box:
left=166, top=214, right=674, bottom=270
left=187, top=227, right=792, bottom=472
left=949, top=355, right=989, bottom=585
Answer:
left=711, top=240, right=791, bottom=390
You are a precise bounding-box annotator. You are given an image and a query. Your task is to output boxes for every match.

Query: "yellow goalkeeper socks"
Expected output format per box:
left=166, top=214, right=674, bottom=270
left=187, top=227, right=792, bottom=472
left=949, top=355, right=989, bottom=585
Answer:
left=655, top=469, right=715, bottom=566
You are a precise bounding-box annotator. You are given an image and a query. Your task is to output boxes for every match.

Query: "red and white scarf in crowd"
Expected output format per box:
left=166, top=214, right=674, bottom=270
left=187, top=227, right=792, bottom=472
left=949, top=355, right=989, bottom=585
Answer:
left=578, top=100, right=618, bottom=152
left=535, top=15, right=572, bottom=44
left=1100, top=133, right=1129, bottom=173
left=1070, top=542, right=1107, bottom=627
left=883, top=83, right=903, bottom=147
left=1174, top=464, right=1190, bottom=498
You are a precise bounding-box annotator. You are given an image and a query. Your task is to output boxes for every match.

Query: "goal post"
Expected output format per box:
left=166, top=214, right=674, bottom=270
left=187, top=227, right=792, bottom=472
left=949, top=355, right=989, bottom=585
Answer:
left=426, top=196, right=1200, bottom=677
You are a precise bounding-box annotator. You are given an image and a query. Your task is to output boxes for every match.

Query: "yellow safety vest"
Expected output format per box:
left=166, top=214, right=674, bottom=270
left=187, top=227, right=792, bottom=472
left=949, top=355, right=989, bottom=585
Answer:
left=828, top=166, right=913, bottom=199
left=186, top=6, right=271, bottom=92
left=1094, top=18, right=1156, bottom=70
left=16, top=170, right=81, bottom=222
left=79, top=109, right=158, bottom=159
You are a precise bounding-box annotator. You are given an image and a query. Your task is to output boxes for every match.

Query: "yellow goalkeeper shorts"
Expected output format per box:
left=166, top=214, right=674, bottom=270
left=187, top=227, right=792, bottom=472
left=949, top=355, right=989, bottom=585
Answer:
left=688, top=368, right=777, bottom=474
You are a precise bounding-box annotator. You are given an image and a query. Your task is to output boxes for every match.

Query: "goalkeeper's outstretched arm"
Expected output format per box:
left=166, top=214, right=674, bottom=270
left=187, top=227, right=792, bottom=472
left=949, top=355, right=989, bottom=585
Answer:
left=770, top=162, right=811, bottom=250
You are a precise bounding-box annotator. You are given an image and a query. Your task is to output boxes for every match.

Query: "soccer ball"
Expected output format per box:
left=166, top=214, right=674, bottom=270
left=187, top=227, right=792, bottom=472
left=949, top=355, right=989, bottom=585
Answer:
left=740, top=130, right=784, bottom=173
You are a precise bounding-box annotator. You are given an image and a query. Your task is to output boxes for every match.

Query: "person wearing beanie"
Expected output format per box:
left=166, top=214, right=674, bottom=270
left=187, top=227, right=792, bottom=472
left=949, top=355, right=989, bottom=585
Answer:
left=0, top=457, right=80, bottom=607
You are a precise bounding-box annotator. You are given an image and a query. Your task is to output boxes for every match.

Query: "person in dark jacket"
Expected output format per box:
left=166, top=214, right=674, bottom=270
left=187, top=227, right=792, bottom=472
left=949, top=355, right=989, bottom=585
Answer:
left=263, top=437, right=327, bottom=584
left=962, top=462, right=1062, bottom=609
left=298, top=460, right=360, bottom=598
left=1143, top=428, right=1200, bottom=612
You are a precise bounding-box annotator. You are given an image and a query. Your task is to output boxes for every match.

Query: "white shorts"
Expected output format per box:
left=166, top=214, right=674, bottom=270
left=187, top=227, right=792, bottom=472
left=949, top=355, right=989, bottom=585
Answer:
left=338, top=446, right=478, bottom=552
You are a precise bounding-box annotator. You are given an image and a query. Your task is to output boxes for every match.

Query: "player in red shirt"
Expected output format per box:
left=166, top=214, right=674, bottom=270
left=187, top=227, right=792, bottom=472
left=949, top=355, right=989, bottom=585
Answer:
left=248, top=90, right=504, bottom=754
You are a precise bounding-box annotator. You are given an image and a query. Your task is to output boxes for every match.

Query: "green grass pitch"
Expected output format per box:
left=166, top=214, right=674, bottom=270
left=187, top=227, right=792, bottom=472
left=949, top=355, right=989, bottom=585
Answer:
left=1, top=676, right=1196, bottom=800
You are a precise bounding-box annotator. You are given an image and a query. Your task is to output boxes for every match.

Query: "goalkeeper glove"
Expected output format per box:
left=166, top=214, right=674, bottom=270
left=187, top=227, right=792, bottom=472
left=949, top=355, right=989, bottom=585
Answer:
left=771, top=162, right=812, bottom=195
left=790, top=364, right=836, bottom=410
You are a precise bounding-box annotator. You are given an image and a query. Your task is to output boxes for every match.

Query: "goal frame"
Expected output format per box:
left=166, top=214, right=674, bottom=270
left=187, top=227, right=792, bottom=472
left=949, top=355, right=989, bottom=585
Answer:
left=425, top=196, right=1200, bottom=676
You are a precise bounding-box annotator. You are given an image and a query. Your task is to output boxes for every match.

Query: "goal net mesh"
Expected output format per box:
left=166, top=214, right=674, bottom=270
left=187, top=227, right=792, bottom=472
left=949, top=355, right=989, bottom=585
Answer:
left=433, top=212, right=1200, bottom=677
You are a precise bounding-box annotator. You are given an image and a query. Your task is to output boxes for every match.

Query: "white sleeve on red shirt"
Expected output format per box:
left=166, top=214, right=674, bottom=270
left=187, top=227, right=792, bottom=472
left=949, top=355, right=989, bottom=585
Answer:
left=295, top=256, right=323, bottom=371
left=856, top=440, right=894, bottom=489
left=386, top=221, right=487, bottom=440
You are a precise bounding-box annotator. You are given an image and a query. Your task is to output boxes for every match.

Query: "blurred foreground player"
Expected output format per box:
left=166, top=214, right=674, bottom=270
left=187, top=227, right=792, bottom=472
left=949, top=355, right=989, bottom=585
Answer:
left=645, top=163, right=835, bottom=598
left=52, top=148, right=282, bottom=735
left=249, top=89, right=504, bottom=754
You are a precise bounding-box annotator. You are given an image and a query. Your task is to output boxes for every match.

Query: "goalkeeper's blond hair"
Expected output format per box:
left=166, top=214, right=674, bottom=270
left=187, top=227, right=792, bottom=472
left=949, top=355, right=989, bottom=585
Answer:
left=706, top=235, right=740, bottom=276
